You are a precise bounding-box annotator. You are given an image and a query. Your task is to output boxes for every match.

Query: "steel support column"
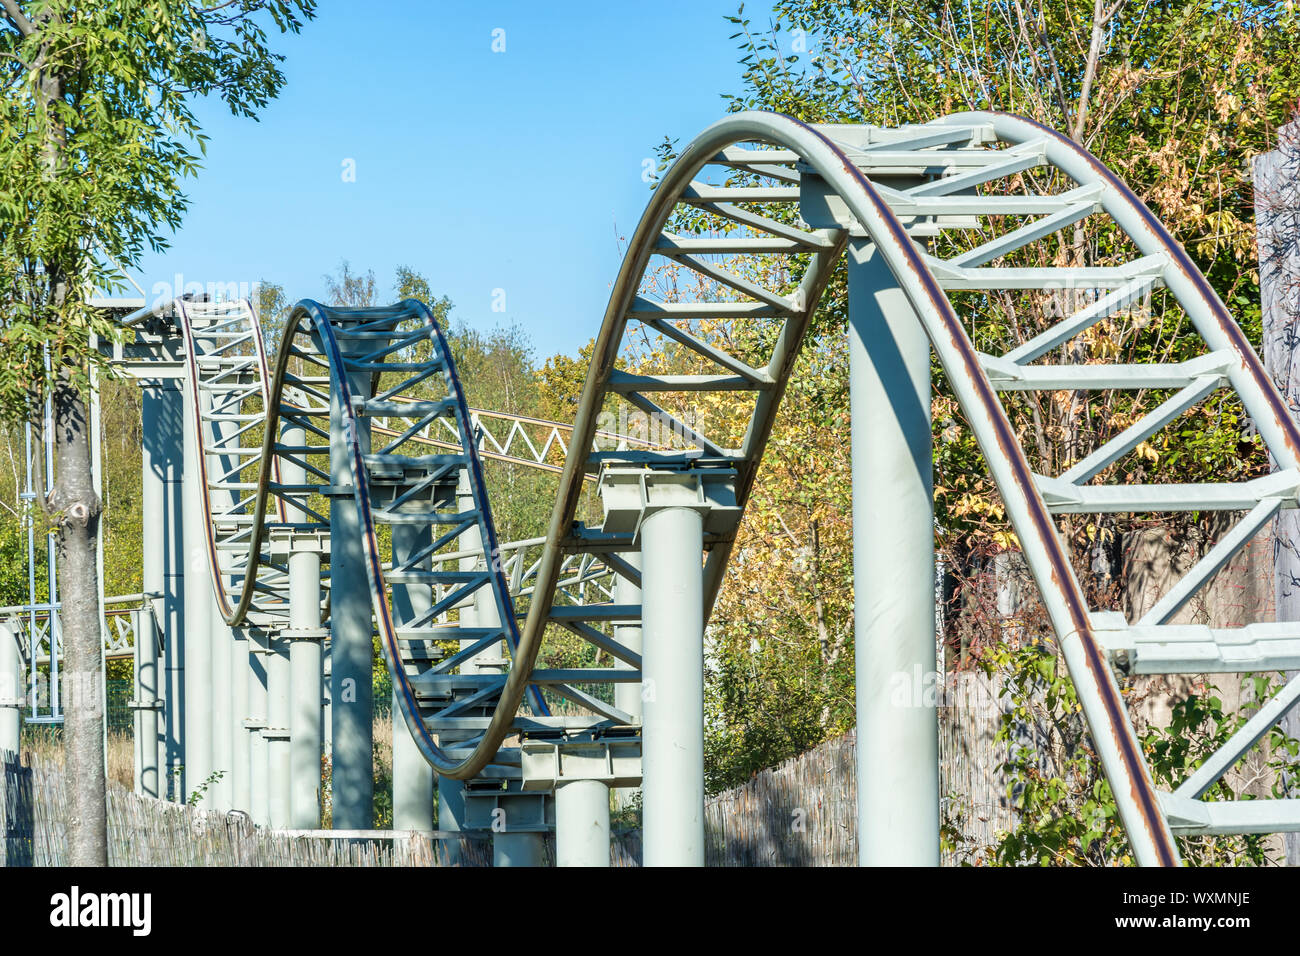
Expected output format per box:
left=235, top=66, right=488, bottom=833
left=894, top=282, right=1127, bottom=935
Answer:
left=329, top=343, right=374, bottom=830
left=436, top=478, right=479, bottom=848
left=181, top=373, right=212, bottom=804
left=492, top=832, right=547, bottom=868
left=437, top=774, right=467, bottom=848
left=246, top=633, right=270, bottom=827
left=139, top=378, right=181, bottom=798
left=231, top=628, right=250, bottom=813
left=210, top=589, right=232, bottom=811
left=284, top=413, right=324, bottom=829
left=478, top=575, right=547, bottom=867
left=288, top=623, right=323, bottom=829
left=131, top=609, right=160, bottom=798
left=847, top=238, right=939, bottom=866
left=612, top=556, right=642, bottom=811
left=142, top=375, right=185, bottom=801
left=555, top=779, right=610, bottom=867
left=391, top=518, right=434, bottom=832
left=640, top=505, right=705, bottom=867
left=0, top=623, right=19, bottom=754
left=266, top=629, right=291, bottom=827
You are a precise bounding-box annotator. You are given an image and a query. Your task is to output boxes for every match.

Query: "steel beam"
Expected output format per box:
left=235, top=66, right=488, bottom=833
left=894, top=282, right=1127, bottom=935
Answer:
left=848, top=238, right=939, bottom=866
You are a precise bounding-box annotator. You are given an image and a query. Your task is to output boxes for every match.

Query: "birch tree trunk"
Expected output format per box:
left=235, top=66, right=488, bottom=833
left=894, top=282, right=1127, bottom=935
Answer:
left=1256, top=118, right=1300, bottom=868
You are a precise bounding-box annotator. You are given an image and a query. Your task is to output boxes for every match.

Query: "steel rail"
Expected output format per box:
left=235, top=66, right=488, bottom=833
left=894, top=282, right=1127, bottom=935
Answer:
left=369, top=399, right=669, bottom=479
left=475, top=110, right=1182, bottom=863
left=951, top=111, right=1300, bottom=471
left=177, top=295, right=546, bottom=772
left=156, top=111, right=1290, bottom=864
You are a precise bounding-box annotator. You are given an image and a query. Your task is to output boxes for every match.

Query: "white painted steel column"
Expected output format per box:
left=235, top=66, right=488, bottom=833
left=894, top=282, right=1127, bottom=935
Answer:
left=478, top=576, right=546, bottom=868
left=640, top=505, right=704, bottom=867
left=131, top=609, right=160, bottom=798
left=612, top=555, right=642, bottom=811
left=247, top=633, right=270, bottom=826
left=138, top=377, right=180, bottom=798
left=848, top=238, right=939, bottom=866
left=289, top=625, right=322, bottom=828
left=556, top=779, right=610, bottom=867
left=437, top=478, right=478, bottom=845
left=284, top=414, right=324, bottom=829
left=0, top=623, right=20, bottom=754
left=266, top=629, right=291, bottom=827
left=181, top=373, right=212, bottom=804
left=231, top=628, right=250, bottom=812
left=391, top=517, right=433, bottom=832
left=329, top=340, right=374, bottom=830
left=492, top=832, right=546, bottom=867
left=210, top=589, right=232, bottom=812
left=156, top=373, right=186, bottom=802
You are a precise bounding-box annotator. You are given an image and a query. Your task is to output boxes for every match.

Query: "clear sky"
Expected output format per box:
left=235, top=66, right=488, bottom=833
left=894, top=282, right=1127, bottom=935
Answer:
left=130, top=0, right=758, bottom=360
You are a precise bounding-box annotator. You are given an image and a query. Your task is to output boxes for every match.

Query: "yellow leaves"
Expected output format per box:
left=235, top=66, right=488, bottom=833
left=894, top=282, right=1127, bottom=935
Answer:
left=991, top=530, right=1019, bottom=550
left=1083, top=521, right=1114, bottom=546
left=1213, top=91, right=1241, bottom=123
left=1079, top=320, right=1121, bottom=360
left=1135, top=441, right=1160, bottom=464
left=951, top=491, right=1004, bottom=522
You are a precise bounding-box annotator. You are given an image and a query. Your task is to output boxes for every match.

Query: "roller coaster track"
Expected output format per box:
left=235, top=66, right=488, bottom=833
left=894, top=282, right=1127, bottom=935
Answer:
left=172, top=110, right=1300, bottom=866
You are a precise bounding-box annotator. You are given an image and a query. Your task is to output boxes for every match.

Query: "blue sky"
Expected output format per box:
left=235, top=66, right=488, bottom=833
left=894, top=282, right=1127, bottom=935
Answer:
left=131, top=0, right=759, bottom=360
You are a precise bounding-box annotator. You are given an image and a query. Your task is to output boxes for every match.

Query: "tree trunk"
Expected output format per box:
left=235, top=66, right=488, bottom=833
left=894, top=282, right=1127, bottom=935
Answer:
left=26, top=11, right=110, bottom=866
left=46, top=363, right=107, bottom=866
left=1257, top=118, right=1300, bottom=867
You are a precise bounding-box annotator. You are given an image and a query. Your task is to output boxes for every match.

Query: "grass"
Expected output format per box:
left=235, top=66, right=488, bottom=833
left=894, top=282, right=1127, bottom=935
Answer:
left=20, top=724, right=134, bottom=790
left=22, top=711, right=439, bottom=830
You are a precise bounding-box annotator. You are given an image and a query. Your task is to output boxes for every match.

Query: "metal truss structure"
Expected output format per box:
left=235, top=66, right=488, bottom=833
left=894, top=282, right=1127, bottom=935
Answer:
left=4, top=109, right=1299, bottom=868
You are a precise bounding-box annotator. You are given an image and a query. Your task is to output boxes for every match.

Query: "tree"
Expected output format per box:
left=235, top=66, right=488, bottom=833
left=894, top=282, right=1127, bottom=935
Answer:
left=0, top=0, right=314, bottom=865
left=324, top=259, right=377, bottom=308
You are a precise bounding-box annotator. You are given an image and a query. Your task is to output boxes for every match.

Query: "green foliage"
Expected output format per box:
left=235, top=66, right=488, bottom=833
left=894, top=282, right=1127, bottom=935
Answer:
left=0, top=0, right=316, bottom=422
left=186, top=769, right=226, bottom=807
left=0, top=517, right=37, bottom=606
left=964, top=642, right=1296, bottom=866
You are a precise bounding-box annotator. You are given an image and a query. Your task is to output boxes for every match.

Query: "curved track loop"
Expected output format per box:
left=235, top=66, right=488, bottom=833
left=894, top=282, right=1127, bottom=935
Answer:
left=179, top=297, right=556, bottom=774
left=175, top=111, right=1298, bottom=865
left=502, top=110, right=1300, bottom=865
